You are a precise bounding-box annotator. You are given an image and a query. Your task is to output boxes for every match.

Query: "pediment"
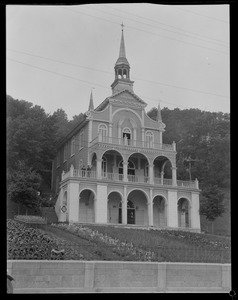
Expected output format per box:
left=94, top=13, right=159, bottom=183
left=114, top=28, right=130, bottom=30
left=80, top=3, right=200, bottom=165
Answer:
left=109, top=89, right=147, bottom=108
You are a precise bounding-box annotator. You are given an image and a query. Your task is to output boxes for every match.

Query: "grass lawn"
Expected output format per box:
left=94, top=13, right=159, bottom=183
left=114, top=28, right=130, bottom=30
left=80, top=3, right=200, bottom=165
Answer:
left=49, top=223, right=231, bottom=263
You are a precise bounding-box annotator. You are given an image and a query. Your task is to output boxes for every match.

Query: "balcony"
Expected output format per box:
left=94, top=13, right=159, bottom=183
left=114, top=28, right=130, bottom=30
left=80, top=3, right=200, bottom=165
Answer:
left=61, top=168, right=198, bottom=189
left=90, top=135, right=176, bottom=152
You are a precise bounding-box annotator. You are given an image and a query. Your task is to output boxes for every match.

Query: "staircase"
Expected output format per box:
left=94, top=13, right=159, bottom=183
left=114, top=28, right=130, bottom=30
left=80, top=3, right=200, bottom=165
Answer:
left=40, top=207, right=58, bottom=224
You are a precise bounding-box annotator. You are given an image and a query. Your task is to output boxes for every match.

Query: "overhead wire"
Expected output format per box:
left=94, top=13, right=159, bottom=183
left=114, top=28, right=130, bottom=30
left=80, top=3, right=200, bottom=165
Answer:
left=173, top=6, right=229, bottom=24
left=7, top=48, right=229, bottom=100
left=7, top=56, right=227, bottom=112
left=102, top=4, right=228, bottom=46
left=90, top=5, right=228, bottom=48
left=62, top=7, right=228, bottom=55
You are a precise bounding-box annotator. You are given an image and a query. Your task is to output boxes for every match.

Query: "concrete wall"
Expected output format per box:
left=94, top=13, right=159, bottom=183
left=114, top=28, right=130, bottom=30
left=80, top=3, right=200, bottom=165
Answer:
left=7, top=260, right=231, bottom=293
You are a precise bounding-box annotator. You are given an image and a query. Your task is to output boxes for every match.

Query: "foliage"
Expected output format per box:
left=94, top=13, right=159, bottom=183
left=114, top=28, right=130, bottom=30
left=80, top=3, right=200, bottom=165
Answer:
left=14, top=215, right=47, bottom=224
left=200, top=185, right=226, bottom=221
left=7, top=219, right=64, bottom=260
left=7, top=161, right=42, bottom=208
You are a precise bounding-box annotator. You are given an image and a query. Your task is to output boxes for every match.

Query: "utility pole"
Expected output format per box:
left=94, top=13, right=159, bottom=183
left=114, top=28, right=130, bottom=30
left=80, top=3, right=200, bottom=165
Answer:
left=183, top=156, right=200, bottom=181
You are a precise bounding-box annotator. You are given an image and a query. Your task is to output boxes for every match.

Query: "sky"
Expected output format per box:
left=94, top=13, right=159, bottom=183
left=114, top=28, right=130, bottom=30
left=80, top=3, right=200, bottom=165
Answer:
left=6, top=4, right=229, bottom=120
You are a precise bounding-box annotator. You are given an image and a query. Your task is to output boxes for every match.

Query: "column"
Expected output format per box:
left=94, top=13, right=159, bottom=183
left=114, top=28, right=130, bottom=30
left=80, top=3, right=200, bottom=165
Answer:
left=122, top=186, right=127, bottom=224
left=123, top=161, right=128, bottom=182
left=161, top=171, right=164, bottom=185
left=133, top=128, right=137, bottom=146
left=68, top=182, right=79, bottom=222
left=141, top=128, right=145, bottom=147
left=195, top=178, right=199, bottom=189
left=148, top=189, right=153, bottom=226
left=109, top=123, right=112, bottom=143
left=167, top=190, right=178, bottom=228
left=96, top=158, right=102, bottom=179
left=172, top=167, right=177, bottom=186
left=159, top=131, right=162, bottom=149
left=70, top=164, right=74, bottom=177
left=172, top=141, right=176, bottom=151
left=149, top=163, right=154, bottom=184
left=88, top=119, right=92, bottom=143
left=95, top=184, right=107, bottom=223
left=190, top=192, right=201, bottom=231
left=118, top=126, right=121, bottom=144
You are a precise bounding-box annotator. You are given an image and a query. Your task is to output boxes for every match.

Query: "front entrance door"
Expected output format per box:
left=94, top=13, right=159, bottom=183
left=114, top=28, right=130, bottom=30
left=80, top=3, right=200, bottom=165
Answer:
left=127, top=209, right=135, bottom=224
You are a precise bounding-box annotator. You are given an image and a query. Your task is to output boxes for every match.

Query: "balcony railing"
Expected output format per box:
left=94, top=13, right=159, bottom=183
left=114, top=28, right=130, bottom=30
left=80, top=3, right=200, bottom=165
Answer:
left=90, top=136, right=175, bottom=151
left=62, top=168, right=198, bottom=189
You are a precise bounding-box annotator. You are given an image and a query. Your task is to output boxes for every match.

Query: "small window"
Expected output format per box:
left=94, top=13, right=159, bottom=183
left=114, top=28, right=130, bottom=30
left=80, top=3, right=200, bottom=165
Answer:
left=71, top=137, right=75, bottom=156
left=79, top=131, right=84, bottom=149
left=63, top=143, right=68, bottom=162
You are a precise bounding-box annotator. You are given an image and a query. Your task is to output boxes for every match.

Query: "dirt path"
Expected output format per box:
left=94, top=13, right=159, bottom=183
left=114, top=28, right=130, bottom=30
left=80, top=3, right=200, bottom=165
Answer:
left=44, top=225, right=123, bottom=261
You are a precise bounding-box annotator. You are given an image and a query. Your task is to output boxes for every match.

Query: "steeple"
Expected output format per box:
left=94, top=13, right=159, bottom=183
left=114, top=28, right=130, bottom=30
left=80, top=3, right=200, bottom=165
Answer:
left=111, top=23, right=134, bottom=94
left=157, top=102, right=162, bottom=122
left=116, top=23, right=129, bottom=66
left=88, top=89, right=94, bottom=111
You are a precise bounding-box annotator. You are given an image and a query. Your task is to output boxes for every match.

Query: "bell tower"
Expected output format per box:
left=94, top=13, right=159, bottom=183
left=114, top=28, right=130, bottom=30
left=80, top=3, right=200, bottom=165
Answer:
left=111, top=23, right=134, bottom=94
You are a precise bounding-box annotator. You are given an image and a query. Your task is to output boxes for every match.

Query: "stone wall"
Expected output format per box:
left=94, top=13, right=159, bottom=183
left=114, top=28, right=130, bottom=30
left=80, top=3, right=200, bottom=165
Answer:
left=7, top=260, right=231, bottom=293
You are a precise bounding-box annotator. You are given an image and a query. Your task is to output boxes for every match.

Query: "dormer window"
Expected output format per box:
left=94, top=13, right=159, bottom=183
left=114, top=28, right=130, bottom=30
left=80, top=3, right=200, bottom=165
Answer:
left=98, top=124, right=108, bottom=142
left=145, top=131, right=154, bottom=148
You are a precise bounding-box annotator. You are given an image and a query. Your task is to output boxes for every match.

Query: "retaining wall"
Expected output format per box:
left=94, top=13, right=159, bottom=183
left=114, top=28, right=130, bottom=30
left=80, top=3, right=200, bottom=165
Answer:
left=7, top=260, right=231, bottom=293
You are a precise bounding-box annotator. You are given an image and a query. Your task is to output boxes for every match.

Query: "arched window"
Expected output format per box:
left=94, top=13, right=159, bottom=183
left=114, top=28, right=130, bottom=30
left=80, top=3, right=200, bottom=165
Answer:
left=122, top=127, right=131, bottom=145
left=145, top=131, right=154, bottom=148
left=118, top=160, right=135, bottom=176
left=98, top=124, right=108, bottom=142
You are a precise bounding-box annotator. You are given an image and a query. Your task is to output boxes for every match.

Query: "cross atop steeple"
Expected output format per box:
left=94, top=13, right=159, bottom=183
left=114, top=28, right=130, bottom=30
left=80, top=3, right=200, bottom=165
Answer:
left=121, top=22, right=125, bottom=31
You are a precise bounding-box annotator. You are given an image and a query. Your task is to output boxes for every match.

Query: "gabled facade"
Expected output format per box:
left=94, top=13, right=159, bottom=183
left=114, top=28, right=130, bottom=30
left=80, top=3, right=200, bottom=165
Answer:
left=52, top=27, right=201, bottom=231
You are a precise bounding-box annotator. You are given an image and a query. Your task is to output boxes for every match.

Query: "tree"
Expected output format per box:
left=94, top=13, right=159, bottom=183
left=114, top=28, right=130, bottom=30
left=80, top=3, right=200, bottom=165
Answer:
left=200, top=185, right=226, bottom=233
left=7, top=161, right=42, bottom=209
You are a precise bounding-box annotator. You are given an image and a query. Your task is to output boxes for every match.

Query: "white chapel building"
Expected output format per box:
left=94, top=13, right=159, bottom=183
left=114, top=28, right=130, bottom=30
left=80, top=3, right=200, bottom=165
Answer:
left=52, top=27, right=201, bottom=232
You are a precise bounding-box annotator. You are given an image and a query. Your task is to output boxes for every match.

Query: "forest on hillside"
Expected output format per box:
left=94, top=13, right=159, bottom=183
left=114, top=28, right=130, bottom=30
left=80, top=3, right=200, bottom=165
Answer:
left=6, top=95, right=230, bottom=223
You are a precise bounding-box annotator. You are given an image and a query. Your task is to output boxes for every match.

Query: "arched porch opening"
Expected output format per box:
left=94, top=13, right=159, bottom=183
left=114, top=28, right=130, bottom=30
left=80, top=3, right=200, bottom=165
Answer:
left=153, top=156, right=173, bottom=185
left=119, top=200, right=136, bottom=225
left=127, top=153, right=150, bottom=183
left=79, top=189, right=95, bottom=223
left=178, top=198, right=190, bottom=228
left=153, top=195, right=167, bottom=228
left=127, top=190, right=148, bottom=225
left=101, top=149, right=124, bottom=181
left=107, top=191, right=122, bottom=224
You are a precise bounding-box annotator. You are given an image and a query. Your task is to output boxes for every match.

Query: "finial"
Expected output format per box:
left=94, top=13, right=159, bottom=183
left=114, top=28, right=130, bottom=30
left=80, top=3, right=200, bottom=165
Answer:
left=121, top=22, right=125, bottom=31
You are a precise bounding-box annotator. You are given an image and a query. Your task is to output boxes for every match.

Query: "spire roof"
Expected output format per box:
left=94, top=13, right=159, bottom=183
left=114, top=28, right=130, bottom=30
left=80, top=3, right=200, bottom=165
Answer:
left=88, top=90, right=94, bottom=111
left=115, top=24, right=130, bottom=66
